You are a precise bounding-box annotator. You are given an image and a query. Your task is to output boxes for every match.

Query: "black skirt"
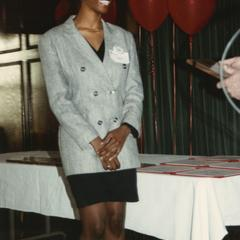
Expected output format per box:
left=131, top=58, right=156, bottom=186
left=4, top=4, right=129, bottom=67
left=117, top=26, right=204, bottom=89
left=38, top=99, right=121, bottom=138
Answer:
left=67, top=168, right=139, bottom=208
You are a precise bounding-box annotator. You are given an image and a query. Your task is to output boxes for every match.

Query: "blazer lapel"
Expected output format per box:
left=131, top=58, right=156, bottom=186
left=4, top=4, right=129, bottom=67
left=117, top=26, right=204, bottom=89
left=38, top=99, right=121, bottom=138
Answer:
left=63, top=15, right=114, bottom=89
left=102, top=20, right=114, bottom=81
left=102, top=21, right=129, bottom=89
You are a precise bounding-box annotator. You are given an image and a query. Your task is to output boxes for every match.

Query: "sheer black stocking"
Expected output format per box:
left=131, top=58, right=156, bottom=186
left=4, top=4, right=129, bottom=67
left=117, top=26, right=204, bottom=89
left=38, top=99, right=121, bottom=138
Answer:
left=79, top=202, right=126, bottom=240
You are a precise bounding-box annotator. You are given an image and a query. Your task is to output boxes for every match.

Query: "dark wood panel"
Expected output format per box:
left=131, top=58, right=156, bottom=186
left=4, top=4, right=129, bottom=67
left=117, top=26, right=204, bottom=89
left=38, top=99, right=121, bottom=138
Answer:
left=0, top=33, right=58, bottom=152
left=1, top=0, right=58, bottom=34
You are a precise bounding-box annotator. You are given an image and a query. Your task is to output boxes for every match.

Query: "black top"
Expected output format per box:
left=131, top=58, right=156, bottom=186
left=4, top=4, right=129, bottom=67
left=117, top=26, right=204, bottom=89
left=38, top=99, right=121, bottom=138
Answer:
left=88, top=40, right=139, bottom=138
left=89, top=40, right=105, bottom=62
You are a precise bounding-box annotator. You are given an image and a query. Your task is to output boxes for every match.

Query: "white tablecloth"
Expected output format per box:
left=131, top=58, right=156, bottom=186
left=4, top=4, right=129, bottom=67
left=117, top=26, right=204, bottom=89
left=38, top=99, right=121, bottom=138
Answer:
left=1, top=151, right=240, bottom=240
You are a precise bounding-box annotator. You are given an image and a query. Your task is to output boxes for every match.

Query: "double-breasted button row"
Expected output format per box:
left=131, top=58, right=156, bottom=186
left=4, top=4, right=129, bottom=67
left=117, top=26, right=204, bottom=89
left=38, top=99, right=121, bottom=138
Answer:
left=97, top=117, right=118, bottom=126
left=92, top=90, right=117, bottom=96
left=80, top=66, right=86, bottom=72
left=82, top=64, right=127, bottom=72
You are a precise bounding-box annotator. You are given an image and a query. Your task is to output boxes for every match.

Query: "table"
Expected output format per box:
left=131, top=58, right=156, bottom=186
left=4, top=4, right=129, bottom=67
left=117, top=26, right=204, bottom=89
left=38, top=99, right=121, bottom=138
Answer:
left=1, top=151, right=240, bottom=240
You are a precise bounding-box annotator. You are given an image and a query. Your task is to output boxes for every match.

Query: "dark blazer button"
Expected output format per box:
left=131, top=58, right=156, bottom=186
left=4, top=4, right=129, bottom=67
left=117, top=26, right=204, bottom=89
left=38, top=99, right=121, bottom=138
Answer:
left=81, top=66, right=86, bottom=72
left=123, top=64, right=127, bottom=69
left=93, top=91, right=98, bottom=96
left=113, top=117, right=118, bottom=123
left=97, top=120, right=103, bottom=125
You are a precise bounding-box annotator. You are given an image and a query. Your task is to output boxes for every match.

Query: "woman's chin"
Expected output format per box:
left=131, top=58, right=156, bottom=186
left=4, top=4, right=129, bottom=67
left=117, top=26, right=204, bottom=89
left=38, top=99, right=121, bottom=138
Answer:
left=97, top=3, right=110, bottom=14
left=98, top=0, right=111, bottom=11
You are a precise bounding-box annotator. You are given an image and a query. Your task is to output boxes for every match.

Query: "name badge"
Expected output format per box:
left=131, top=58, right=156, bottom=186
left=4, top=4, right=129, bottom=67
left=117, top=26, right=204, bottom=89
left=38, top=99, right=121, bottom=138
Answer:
left=109, top=46, right=129, bottom=64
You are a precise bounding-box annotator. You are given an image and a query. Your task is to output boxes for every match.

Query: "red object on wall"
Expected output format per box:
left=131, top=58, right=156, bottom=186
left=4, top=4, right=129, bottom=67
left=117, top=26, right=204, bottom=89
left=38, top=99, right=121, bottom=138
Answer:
left=54, top=0, right=70, bottom=24
left=168, top=0, right=217, bottom=35
left=128, top=0, right=168, bottom=32
left=102, top=0, right=117, bottom=24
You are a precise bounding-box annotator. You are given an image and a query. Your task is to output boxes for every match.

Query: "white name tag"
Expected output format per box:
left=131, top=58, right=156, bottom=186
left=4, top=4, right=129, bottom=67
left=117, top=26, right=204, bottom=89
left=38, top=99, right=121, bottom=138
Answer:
left=109, top=46, right=130, bottom=64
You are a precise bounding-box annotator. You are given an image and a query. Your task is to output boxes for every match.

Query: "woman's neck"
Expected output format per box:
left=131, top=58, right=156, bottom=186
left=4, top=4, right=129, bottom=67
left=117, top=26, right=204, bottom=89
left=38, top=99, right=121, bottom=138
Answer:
left=74, top=5, right=102, bottom=30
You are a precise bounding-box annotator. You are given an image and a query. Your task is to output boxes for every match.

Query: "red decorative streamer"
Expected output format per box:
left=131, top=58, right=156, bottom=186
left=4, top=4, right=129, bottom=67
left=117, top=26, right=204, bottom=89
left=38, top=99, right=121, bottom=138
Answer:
left=172, top=23, right=177, bottom=154
left=149, top=32, right=160, bottom=148
left=189, top=36, right=193, bottom=156
left=138, top=26, right=145, bottom=153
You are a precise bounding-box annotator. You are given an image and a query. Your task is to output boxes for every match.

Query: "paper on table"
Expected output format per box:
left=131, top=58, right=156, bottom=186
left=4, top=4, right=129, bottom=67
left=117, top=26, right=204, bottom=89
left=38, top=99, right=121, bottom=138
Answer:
left=6, top=156, right=62, bottom=166
left=206, top=155, right=240, bottom=160
left=138, top=165, right=196, bottom=174
left=7, top=155, right=24, bottom=160
left=162, top=159, right=210, bottom=167
left=208, top=161, right=240, bottom=170
left=175, top=168, right=240, bottom=178
left=191, top=156, right=240, bottom=162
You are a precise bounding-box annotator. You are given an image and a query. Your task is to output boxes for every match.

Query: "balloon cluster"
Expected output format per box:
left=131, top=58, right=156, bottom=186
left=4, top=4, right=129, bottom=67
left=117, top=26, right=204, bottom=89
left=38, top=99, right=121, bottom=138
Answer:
left=128, top=0, right=217, bottom=34
left=55, top=0, right=217, bottom=35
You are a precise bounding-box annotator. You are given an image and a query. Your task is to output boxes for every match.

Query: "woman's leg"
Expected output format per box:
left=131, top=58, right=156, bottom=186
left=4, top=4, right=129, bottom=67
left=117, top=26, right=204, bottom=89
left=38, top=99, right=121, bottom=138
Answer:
left=79, top=202, right=107, bottom=240
left=104, top=202, right=126, bottom=240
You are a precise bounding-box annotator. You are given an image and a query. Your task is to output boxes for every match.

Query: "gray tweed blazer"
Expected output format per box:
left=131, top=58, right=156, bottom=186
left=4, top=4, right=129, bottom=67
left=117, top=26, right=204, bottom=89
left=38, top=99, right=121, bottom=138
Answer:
left=38, top=15, right=144, bottom=176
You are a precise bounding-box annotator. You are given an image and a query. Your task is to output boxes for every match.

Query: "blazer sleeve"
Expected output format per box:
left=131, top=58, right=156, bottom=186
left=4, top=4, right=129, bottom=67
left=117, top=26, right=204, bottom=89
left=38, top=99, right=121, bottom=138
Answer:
left=38, top=33, right=99, bottom=150
left=121, top=32, right=144, bottom=136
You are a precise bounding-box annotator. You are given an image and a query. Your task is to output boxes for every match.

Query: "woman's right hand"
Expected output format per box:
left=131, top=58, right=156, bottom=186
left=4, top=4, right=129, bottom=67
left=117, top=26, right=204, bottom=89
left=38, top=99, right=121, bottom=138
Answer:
left=90, top=136, right=120, bottom=171
left=221, top=57, right=240, bottom=74
left=90, top=136, right=104, bottom=153
left=217, top=57, right=240, bottom=100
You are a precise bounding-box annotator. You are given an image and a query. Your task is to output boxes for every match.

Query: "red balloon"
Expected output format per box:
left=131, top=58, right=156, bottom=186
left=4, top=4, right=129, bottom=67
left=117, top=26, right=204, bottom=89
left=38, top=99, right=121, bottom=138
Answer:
left=168, top=0, right=217, bottom=35
left=102, top=0, right=117, bottom=24
left=128, top=0, right=168, bottom=32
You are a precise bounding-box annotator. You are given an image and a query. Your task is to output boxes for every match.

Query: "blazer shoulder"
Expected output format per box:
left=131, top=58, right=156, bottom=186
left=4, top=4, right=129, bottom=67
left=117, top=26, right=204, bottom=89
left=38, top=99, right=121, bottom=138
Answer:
left=105, top=22, right=133, bottom=39
left=40, top=23, right=65, bottom=42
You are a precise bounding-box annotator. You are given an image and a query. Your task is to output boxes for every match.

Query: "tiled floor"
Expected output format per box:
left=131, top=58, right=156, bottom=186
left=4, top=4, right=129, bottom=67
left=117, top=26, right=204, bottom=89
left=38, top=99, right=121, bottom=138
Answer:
left=1, top=209, right=240, bottom=240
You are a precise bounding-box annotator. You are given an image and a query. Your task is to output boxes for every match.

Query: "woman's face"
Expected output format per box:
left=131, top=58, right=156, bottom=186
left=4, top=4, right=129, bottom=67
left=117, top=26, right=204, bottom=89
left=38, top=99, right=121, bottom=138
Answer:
left=81, top=0, right=112, bottom=14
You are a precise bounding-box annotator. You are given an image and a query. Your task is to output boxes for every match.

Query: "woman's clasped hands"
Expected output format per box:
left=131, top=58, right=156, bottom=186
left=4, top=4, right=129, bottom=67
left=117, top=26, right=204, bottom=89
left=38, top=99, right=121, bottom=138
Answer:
left=91, top=125, right=131, bottom=170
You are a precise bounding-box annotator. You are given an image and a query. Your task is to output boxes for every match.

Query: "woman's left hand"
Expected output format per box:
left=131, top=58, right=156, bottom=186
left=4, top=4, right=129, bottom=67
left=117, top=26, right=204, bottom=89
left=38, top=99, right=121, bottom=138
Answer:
left=97, top=125, right=131, bottom=163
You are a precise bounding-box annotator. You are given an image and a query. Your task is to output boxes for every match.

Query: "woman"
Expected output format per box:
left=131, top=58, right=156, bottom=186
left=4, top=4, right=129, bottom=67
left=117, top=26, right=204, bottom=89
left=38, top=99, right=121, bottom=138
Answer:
left=38, top=0, right=144, bottom=239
